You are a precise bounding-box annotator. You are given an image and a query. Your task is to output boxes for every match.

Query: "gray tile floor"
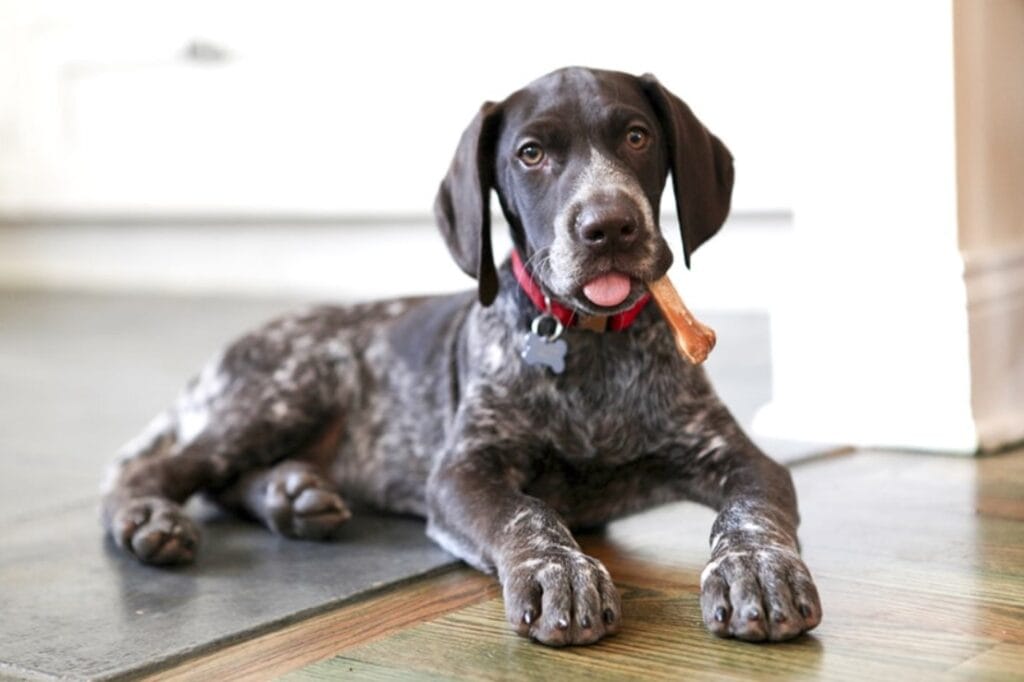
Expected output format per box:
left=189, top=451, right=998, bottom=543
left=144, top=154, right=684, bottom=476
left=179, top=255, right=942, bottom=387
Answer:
left=0, top=290, right=830, bottom=680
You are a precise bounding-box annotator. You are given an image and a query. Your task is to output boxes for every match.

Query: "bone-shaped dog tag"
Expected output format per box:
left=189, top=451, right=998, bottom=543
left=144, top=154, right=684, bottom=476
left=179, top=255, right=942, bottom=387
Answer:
left=521, top=312, right=567, bottom=374
left=522, top=333, right=567, bottom=374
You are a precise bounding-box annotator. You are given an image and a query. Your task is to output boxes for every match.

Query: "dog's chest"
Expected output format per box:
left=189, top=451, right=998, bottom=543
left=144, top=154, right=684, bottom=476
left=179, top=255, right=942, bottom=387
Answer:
left=512, top=327, right=708, bottom=464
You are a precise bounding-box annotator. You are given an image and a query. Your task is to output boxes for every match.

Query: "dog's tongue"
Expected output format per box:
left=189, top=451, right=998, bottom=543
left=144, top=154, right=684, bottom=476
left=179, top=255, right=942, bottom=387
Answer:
left=582, top=272, right=632, bottom=307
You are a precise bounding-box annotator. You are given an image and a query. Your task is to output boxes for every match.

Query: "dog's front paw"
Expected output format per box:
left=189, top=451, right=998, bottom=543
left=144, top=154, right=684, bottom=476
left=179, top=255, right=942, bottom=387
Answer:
left=111, top=496, right=199, bottom=565
left=502, top=549, right=621, bottom=646
left=700, top=544, right=821, bottom=642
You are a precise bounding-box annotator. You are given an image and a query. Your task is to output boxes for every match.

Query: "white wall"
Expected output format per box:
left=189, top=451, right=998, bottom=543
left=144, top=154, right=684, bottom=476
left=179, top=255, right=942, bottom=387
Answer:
left=0, top=0, right=800, bottom=217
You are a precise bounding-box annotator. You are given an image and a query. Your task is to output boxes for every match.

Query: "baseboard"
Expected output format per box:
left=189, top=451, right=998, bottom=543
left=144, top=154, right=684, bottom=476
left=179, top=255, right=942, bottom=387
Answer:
left=0, top=220, right=475, bottom=302
left=0, top=213, right=790, bottom=310
left=962, top=240, right=1024, bottom=306
left=963, top=240, right=1024, bottom=451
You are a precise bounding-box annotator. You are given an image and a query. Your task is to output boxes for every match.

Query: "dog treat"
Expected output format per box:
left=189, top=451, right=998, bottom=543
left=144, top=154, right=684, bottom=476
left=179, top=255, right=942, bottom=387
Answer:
left=647, top=276, right=716, bottom=365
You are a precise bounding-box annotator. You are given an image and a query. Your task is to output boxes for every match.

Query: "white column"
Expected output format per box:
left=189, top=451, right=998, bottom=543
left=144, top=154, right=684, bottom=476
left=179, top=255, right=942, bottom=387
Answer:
left=753, top=4, right=980, bottom=452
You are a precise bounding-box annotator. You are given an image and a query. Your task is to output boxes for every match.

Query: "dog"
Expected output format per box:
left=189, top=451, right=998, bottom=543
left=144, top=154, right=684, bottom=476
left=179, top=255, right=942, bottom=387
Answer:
left=102, top=67, right=821, bottom=646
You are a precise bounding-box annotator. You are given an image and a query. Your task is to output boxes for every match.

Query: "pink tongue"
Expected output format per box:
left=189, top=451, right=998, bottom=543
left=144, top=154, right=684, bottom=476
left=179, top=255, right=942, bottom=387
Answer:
left=582, top=272, right=632, bottom=307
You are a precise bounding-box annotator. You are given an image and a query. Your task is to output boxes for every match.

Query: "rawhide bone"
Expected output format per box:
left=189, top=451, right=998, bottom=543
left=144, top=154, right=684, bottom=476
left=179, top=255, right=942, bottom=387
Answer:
left=647, top=276, right=716, bottom=365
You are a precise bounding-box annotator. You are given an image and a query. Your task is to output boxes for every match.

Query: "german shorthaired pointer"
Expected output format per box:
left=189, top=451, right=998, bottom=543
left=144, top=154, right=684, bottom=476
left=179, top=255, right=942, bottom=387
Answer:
left=102, top=67, right=821, bottom=646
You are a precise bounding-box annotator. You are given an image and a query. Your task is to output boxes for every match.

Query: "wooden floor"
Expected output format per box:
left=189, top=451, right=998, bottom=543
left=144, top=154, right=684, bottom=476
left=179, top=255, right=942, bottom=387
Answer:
left=150, top=447, right=1024, bottom=681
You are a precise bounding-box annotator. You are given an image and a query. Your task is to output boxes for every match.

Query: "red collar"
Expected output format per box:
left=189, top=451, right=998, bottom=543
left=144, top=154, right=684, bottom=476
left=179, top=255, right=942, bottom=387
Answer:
left=510, top=250, right=650, bottom=332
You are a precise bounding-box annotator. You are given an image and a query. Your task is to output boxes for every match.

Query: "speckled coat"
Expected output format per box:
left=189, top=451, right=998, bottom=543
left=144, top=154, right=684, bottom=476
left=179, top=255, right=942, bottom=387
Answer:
left=102, top=67, right=821, bottom=647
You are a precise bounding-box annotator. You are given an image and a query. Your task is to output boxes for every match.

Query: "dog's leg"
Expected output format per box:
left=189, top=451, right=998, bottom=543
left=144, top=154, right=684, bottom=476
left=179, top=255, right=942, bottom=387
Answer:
left=102, top=330, right=341, bottom=565
left=680, top=417, right=822, bottom=642
left=525, top=421, right=822, bottom=644
left=212, top=460, right=351, bottom=540
left=426, top=443, right=621, bottom=647
left=98, top=408, right=200, bottom=565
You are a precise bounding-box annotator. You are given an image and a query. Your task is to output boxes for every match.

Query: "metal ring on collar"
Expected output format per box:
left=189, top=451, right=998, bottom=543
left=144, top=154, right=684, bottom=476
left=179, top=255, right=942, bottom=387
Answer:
left=531, top=313, right=565, bottom=341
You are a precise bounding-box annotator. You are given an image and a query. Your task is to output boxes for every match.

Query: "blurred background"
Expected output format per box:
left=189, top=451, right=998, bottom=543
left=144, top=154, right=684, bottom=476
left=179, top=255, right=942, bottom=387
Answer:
left=0, top=0, right=798, bottom=304
left=0, top=0, right=1021, bottom=452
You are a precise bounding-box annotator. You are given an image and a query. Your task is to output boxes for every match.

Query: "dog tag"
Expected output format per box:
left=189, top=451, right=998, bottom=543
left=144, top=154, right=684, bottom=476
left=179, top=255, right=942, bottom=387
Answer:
left=522, top=312, right=567, bottom=374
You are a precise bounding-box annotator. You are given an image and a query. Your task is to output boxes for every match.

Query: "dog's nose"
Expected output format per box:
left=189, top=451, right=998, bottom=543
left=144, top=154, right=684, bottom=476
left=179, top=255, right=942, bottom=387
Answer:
left=576, top=203, right=641, bottom=250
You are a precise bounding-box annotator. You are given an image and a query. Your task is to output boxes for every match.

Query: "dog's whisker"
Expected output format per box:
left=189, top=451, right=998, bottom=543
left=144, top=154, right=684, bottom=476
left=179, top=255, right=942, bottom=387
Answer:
left=522, top=248, right=552, bottom=276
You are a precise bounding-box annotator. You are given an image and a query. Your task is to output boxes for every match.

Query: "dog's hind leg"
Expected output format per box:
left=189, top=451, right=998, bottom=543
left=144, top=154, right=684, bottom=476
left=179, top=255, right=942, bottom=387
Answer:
left=212, top=459, right=351, bottom=540
left=102, top=322, right=344, bottom=565
left=100, top=409, right=205, bottom=565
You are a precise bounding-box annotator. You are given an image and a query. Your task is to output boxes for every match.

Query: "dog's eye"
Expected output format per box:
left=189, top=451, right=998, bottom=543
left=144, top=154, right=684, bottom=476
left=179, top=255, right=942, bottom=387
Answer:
left=517, top=143, right=545, bottom=167
left=626, top=127, right=650, bottom=150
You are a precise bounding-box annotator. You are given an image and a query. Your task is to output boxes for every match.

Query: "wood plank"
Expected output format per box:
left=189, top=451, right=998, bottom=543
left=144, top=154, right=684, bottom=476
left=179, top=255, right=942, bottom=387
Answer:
left=163, top=448, right=1024, bottom=680
left=147, top=568, right=499, bottom=681
left=287, top=560, right=1012, bottom=680
left=950, top=643, right=1024, bottom=681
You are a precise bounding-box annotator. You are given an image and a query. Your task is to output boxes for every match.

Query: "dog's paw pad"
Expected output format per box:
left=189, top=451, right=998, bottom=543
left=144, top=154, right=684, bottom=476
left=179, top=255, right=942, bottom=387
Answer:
left=112, top=497, right=199, bottom=565
left=503, top=550, right=621, bottom=646
left=700, top=546, right=821, bottom=642
left=264, top=471, right=350, bottom=540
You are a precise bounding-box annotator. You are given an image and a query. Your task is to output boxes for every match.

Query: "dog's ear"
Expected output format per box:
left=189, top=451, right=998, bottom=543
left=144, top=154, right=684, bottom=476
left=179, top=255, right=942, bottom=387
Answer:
left=639, top=74, right=734, bottom=268
left=434, top=101, right=503, bottom=306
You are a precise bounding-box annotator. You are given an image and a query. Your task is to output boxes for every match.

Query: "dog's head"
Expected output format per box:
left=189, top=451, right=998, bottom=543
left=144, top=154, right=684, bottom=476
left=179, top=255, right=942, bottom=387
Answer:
left=434, top=67, right=734, bottom=313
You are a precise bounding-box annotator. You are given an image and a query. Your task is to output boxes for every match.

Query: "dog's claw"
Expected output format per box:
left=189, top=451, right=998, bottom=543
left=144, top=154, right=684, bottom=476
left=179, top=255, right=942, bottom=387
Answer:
left=503, top=549, right=620, bottom=646
left=700, top=544, right=821, bottom=642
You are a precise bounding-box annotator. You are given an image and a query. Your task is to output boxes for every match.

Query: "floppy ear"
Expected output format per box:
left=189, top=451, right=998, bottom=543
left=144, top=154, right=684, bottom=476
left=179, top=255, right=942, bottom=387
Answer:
left=434, top=101, right=502, bottom=305
left=640, top=74, right=734, bottom=268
